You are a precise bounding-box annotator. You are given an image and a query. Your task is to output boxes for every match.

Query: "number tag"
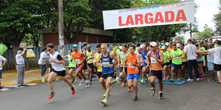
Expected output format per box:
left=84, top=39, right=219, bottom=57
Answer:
left=129, top=63, right=135, bottom=68
left=151, top=57, right=157, bottom=63
left=121, top=60, right=125, bottom=64
left=75, top=59, right=80, bottom=64
left=174, top=57, right=178, bottom=60
left=103, top=62, right=110, bottom=67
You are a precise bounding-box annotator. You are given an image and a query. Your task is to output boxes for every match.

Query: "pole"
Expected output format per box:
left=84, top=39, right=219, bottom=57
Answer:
left=58, top=0, right=64, bottom=56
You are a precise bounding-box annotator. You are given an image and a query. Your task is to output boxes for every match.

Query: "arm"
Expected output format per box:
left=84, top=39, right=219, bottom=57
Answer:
left=123, top=57, right=128, bottom=71
left=70, top=53, right=74, bottom=62
left=158, top=52, right=164, bottom=64
left=97, top=54, right=103, bottom=67
left=146, top=52, right=150, bottom=67
left=136, top=55, right=141, bottom=68
left=111, top=53, right=118, bottom=65
left=0, top=59, right=7, bottom=68
left=49, top=55, right=64, bottom=64
left=62, top=55, right=68, bottom=58
left=20, top=48, right=27, bottom=56
left=93, top=53, right=97, bottom=66
left=117, top=53, right=121, bottom=67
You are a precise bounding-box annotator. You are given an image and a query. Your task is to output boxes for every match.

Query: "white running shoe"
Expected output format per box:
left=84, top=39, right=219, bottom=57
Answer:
left=85, top=80, right=90, bottom=88
left=79, top=81, right=82, bottom=86
left=187, top=78, right=193, bottom=82
left=196, top=78, right=200, bottom=82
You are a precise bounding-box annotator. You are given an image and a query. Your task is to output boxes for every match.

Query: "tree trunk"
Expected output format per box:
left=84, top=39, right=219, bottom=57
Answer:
left=11, top=40, right=20, bottom=69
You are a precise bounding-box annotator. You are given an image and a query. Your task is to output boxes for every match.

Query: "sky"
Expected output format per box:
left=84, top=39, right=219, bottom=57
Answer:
left=195, top=0, right=220, bottom=32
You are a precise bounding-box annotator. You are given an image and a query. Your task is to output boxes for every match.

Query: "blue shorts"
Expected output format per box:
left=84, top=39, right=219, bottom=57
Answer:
left=197, top=61, right=203, bottom=64
left=127, top=73, right=139, bottom=80
left=76, top=64, right=84, bottom=70
left=171, top=63, right=181, bottom=69
left=207, top=62, right=214, bottom=71
left=0, top=70, right=2, bottom=78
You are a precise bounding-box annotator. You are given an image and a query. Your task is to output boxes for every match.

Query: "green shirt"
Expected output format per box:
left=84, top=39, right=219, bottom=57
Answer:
left=170, top=49, right=182, bottom=65
left=116, top=49, right=120, bottom=54
left=162, top=51, right=170, bottom=63
left=68, top=55, right=76, bottom=67
left=200, top=47, right=205, bottom=60
left=214, top=44, right=217, bottom=48
left=113, top=46, right=118, bottom=50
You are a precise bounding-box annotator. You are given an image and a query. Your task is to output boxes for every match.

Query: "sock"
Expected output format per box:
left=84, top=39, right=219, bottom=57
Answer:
left=159, top=91, right=163, bottom=93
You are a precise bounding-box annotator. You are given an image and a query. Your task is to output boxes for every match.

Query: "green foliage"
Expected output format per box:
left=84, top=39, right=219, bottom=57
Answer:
left=193, top=24, right=214, bottom=40
left=174, top=35, right=184, bottom=41
left=213, top=0, right=221, bottom=35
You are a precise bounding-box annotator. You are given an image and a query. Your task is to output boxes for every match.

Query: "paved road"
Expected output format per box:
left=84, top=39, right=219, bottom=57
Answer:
left=1, top=70, right=221, bottom=110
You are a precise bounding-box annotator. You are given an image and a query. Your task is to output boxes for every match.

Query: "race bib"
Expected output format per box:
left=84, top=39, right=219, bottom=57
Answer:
left=121, top=60, right=125, bottom=64
left=88, top=56, right=92, bottom=59
left=129, top=63, right=135, bottom=68
left=103, top=62, right=110, bottom=67
left=151, top=57, right=157, bottom=63
left=174, top=57, right=178, bottom=60
left=75, top=59, right=80, bottom=64
left=112, top=59, right=115, bottom=63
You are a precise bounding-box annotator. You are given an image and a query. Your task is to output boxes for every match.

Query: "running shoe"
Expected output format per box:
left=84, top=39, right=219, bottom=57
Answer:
left=170, top=79, right=174, bottom=82
left=140, top=79, right=144, bottom=84
left=187, top=78, right=193, bottom=82
left=134, top=96, right=138, bottom=101
left=97, top=75, right=99, bottom=80
left=145, top=79, right=148, bottom=84
left=217, top=82, right=221, bottom=85
left=47, top=92, right=54, bottom=99
left=72, top=78, right=76, bottom=83
left=0, top=86, right=3, bottom=89
left=181, top=75, right=185, bottom=79
left=163, top=77, right=166, bottom=81
left=121, top=81, right=126, bottom=87
left=42, top=78, right=45, bottom=83
left=196, top=78, right=200, bottom=82
left=128, top=87, right=132, bottom=92
left=103, top=93, right=106, bottom=97
left=89, top=80, right=92, bottom=85
left=151, top=88, right=156, bottom=96
left=116, top=77, right=120, bottom=86
left=86, top=80, right=90, bottom=88
left=71, top=86, right=75, bottom=95
left=200, top=77, right=206, bottom=80
left=113, top=73, right=116, bottom=79
left=158, top=92, right=163, bottom=99
left=207, top=78, right=215, bottom=81
left=101, top=99, right=107, bottom=106
left=177, top=78, right=181, bottom=81
left=166, top=76, right=170, bottom=80
left=79, top=81, right=82, bottom=86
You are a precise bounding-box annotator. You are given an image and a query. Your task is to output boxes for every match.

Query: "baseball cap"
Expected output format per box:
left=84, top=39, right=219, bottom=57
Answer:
left=73, top=44, right=78, bottom=47
left=176, top=40, right=179, bottom=43
left=165, top=42, right=169, bottom=46
left=162, top=46, right=166, bottom=50
left=150, top=42, right=157, bottom=47
left=217, top=40, right=221, bottom=45
left=119, top=46, right=122, bottom=49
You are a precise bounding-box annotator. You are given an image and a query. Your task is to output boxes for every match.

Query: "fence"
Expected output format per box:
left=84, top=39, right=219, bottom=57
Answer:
left=3, top=42, right=145, bottom=71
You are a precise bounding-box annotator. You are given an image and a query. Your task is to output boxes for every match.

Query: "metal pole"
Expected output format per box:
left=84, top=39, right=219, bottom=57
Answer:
left=58, top=0, right=64, bottom=56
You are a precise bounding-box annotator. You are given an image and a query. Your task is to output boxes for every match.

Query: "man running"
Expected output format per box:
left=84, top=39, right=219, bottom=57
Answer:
left=146, top=42, right=164, bottom=99
left=46, top=43, right=75, bottom=99
left=123, top=45, right=141, bottom=101
left=118, top=44, right=129, bottom=88
left=93, top=44, right=102, bottom=80
left=71, top=44, right=89, bottom=87
left=179, top=43, right=187, bottom=79
left=86, top=45, right=96, bottom=84
left=97, top=44, right=120, bottom=106
left=161, top=46, right=170, bottom=81
left=169, top=44, right=182, bottom=81
left=140, top=44, right=149, bottom=84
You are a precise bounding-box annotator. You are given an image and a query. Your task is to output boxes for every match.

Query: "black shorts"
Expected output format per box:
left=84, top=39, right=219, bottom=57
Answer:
left=69, top=67, right=75, bottom=70
left=214, top=64, right=221, bottom=71
left=169, top=60, right=172, bottom=64
left=101, top=73, right=114, bottom=79
left=150, top=70, right=163, bottom=80
left=162, top=63, right=170, bottom=67
left=83, top=60, right=87, bottom=70
left=97, top=72, right=102, bottom=79
left=52, top=69, right=66, bottom=77
left=120, top=67, right=127, bottom=73
left=87, top=63, right=94, bottom=69
left=182, top=62, right=187, bottom=66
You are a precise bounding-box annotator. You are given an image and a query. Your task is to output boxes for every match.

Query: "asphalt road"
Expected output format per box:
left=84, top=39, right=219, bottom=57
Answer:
left=1, top=70, right=221, bottom=110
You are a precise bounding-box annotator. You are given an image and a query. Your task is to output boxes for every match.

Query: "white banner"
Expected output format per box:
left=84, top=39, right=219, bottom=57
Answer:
left=103, top=1, right=194, bottom=30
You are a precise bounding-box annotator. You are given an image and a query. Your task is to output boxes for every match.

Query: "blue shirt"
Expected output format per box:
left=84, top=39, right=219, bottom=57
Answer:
left=101, top=52, right=114, bottom=74
left=141, top=50, right=149, bottom=65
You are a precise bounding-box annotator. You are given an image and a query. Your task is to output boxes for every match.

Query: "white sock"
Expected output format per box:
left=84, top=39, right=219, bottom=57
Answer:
left=159, top=91, right=163, bottom=93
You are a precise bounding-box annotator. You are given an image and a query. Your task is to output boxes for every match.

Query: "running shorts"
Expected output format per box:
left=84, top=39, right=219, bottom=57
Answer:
left=150, top=70, right=163, bottom=80
left=127, top=73, right=139, bottom=80
left=52, top=69, right=66, bottom=77
left=172, top=63, right=181, bottom=69
left=101, top=73, right=114, bottom=79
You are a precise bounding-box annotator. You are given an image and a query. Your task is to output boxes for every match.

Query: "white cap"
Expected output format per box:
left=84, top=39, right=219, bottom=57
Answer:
left=140, top=44, right=144, bottom=48
left=176, top=43, right=180, bottom=47
left=165, top=42, right=169, bottom=46
left=119, top=46, right=122, bottom=49
left=150, top=42, right=157, bottom=47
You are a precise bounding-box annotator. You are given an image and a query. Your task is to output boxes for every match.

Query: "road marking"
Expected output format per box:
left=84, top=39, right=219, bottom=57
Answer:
left=27, top=83, right=38, bottom=86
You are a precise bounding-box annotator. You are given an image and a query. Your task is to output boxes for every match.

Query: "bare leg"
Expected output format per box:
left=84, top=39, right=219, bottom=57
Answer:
left=62, top=76, right=74, bottom=88
left=105, top=77, right=113, bottom=100
left=99, top=78, right=106, bottom=91
left=69, top=69, right=75, bottom=81
left=158, top=79, right=163, bottom=92
left=163, top=65, right=167, bottom=79
left=198, top=63, right=205, bottom=77
left=217, top=71, right=221, bottom=83
left=171, top=67, right=175, bottom=79
left=48, top=72, right=57, bottom=92
left=134, top=79, right=138, bottom=96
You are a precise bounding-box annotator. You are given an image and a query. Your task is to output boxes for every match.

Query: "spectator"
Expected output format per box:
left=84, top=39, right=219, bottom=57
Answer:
left=38, top=48, right=49, bottom=79
left=0, top=55, right=7, bottom=89
left=16, top=47, right=27, bottom=87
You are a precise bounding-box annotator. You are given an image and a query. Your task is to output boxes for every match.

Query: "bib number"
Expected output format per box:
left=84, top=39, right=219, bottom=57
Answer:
left=151, top=57, right=157, bottom=63
left=75, top=59, right=80, bottom=64
left=121, top=60, right=125, bottom=64
left=103, top=62, right=110, bottom=67
left=129, top=63, right=135, bottom=68
left=174, top=57, right=178, bottom=60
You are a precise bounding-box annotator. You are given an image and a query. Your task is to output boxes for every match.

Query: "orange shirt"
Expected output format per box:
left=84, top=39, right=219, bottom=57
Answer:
left=127, top=53, right=139, bottom=74
left=72, top=51, right=83, bottom=65
left=150, top=51, right=163, bottom=71
left=167, top=47, right=173, bottom=60
left=111, top=49, right=116, bottom=54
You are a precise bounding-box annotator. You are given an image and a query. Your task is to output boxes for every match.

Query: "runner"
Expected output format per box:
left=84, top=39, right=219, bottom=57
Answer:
left=184, top=39, right=200, bottom=82
left=123, top=45, right=141, bottom=101
left=206, top=44, right=216, bottom=81
left=140, top=44, right=149, bottom=84
left=93, top=44, right=102, bottom=80
left=71, top=44, right=89, bottom=87
left=46, top=43, right=75, bottom=99
left=179, top=43, right=187, bottom=79
left=161, top=46, right=170, bottom=81
left=0, top=55, right=7, bottom=89
left=197, top=40, right=221, bottom=85
left=98, top=44, right=120, bottom=106
left=110, top=45, right=117, bottom=78
left=118, top=44, right=129, bottom=88
left=38, top=48, right=49, bottom=81
left=195, top=44, right=206, bottom=80
left=169, top=44, right=182, bottom=81
left=146, top=42, right=164, bottom=99
left=85, top=45, right=96, bottom=84
left=62, top=49, right=77, bottom=83
left=167, top=42, right=173, bottom=78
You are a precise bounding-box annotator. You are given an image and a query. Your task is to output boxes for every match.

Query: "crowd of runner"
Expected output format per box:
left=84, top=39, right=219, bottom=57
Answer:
left=36, top=38, right=221, bottom=106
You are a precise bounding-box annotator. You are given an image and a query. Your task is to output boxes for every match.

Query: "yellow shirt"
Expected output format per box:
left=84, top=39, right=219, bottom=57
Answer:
left=181, top=49, right=187, bottom=62
left=96, top=53, right=102, bottom=72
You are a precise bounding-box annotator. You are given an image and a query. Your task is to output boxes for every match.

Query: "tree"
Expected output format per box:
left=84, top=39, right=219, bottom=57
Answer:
left=193, top=24, right=214, bottom=40
left=0, top=0, right=43, bottom=64
left=213, top=0, right=221, bottom=35
left=174, top=36, right=184, bottom=41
